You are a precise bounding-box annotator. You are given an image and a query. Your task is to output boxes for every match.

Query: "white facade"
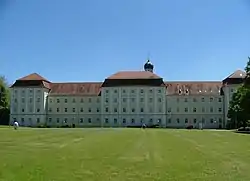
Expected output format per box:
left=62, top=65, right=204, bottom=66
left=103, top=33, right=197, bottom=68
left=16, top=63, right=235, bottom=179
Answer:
left=9, top=67, right=245, bottom=129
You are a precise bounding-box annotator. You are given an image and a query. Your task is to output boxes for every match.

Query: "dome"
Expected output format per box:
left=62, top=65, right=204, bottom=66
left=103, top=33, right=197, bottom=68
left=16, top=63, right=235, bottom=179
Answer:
left=144, top=59, right=154, bottom=71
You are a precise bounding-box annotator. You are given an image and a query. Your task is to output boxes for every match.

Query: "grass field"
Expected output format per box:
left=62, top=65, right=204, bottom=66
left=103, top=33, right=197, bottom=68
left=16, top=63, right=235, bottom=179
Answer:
left=1, top=128, right=250, bottom=181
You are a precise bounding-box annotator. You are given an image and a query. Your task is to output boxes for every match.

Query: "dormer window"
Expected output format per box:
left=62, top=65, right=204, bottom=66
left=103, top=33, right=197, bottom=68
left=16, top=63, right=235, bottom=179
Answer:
left=199, top=90, right=202, bottom=93
left=185, top=89, right=189, bottom=94
left=178, top=89, right=182, bottom=94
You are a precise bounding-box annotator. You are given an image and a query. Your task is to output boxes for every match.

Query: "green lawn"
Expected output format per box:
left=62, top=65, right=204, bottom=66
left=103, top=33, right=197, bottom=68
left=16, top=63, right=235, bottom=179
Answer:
left=0, top=128, right=250, bottom=181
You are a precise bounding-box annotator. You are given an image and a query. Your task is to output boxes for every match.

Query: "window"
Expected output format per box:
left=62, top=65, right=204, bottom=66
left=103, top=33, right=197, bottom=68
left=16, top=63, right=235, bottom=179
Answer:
left=29, top=98, right=33, bottom=103
left=218, top=108, right=222, bottom=112
left=49, top=99, right=53, bottom=103
left=123, top=98, right=126, bottom=102
left=88, top=98, right=92, bottom=103
left=114, top=108, right=117, bottom=112
left=202, top=107, right=205, bottom=112
left=21, top=118, right=24, bottom=123
left=140, top=118, right=144, bottom=123
left=231, top=89, right=234, bottom=93
left=105, top=107, right=109, bottom=112
left=123, top=108, right=126, bottom=112
left=140, top=98, right=144, bottom=102
left=140, top=89, right=144, bottom=93
left=210, top=107, right=213, bottom=113
left=37, top=118, right=40, bottom=123
left=202, top=118, right=205, bottom=123
left=88, top=108, right=91, bottom=112
left=65, top=108, right=67, bottom=112
left=105, top=90, right=109, bottom=93
left=14, top=99, right=17, bottom=103
left=72, top=98, right=75, bottom=103
left=22, top=108, right=25, bottom=112
left=49, top=108, right=52, bottom=112
left=140, top=108, right=144, bottom=112
left=149, top=98, right=153, bottom=103
left=48, top=118, right=52, bottom=122
left=57, top=108, right=59, bottom=112
left=218, top=98, right=222, bottom=102
left=210, top=118, right=214, bottom=123
left=37, top=98, right=40, bottom=102
left=149, top=89, right=153, bottom=93
left=149, top=119, right=153, bottom=123
left=96, top=108, right=99, bottom=112
left=122, top=89, right=126, bottom=93
left=193, top=98, right=196, bottom=102
left=97, top=118, right=100, bottom=122
left=131, top=108, right=135, bottom=112
left=176, top=118, right=180, bottom=123
left=114, top=118, right=117, bottom=124
left=105, top=118, right=108, bottom=123
left=105, top=98, right=109, bottom=103
left=88, top=118, right=91, bottom=123
left=80, top=108, right=83, bottom=112
left=168, top=108, right=171, bottom=113
left=73, top=108, right=76, bottom=112
left=158, top=119, right=161, bottom=124
left=123, top=118, right=126, bottom=123
left=57, top=118, right=60, bottom=123
left=193, top=118, right=197, bottom=124
left=80, top=118, right=84, bottom=123
left=210, top=97, right=213, bottom=102
left=37, top=108, right=40, bottom=112
left=184, top=98, right=188, bottom=102
left=158, top=89, right=161, bottom=93
left=201, top=97, right=205, bottom=102
left=65, top=99, right=67, bottom=103
left=64, top=118, right=68, bottom=123
left=131, top=119, right=135, bottom=123
left=114, top=90, right=117, bottom=93
left=158, top=98, right=162, bottom=102
left=168, top=118, right=171, bottom=123
left=193, top=108, right=197, bottom=112
left=81, top=98, right=84, bottom=103
left=131, top=90, right=135, bottom=93
left=219, top=118, right=222, bottom=123
left=185, top=118, right=188, bottom=123
left=185, top=108, right=188, bottom=112
left=57, top=99, right=60, bottom=103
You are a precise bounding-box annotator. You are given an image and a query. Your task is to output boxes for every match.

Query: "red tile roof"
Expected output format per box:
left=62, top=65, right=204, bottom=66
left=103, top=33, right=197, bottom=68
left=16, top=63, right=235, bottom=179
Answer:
left=106, top=71, right=162, bottom=79
left=49, top=82, right=102, bottom=96
left=225, top=70, right=246, bottom=79
left=165, top=81, right=222, bottom=95
left=18, top=73, right=50, bottom=82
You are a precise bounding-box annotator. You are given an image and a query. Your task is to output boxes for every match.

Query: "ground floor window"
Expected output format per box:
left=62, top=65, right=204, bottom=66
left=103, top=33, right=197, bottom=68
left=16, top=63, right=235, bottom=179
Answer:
left=114, top=118, right=117, bottom=124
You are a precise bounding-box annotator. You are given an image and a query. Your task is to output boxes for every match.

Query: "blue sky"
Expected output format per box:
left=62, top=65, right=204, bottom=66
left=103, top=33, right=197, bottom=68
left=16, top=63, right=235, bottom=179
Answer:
left=1, top=0, right=250, bottom=83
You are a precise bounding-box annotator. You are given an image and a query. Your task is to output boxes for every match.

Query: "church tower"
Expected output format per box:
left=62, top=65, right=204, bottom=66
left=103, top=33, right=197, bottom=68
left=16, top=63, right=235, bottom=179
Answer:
left=144, top=59, right=154, bottom=72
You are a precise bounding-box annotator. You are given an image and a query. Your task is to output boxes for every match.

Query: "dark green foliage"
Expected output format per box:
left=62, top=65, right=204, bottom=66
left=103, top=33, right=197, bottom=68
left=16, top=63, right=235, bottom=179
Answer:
left=228, top=57, right=250, bottom=128
left=0, top=76, right=10, bottom=125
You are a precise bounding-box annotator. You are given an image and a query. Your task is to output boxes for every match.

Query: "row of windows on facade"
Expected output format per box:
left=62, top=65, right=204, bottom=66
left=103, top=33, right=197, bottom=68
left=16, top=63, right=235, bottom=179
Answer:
left=168, top=107, right=223, bottom=113
left=170, top=118, right=222, bottom=124
left=15, top=117, right=222, bottom=125
left=13, top=89, right=41, bottom=95
left=14, top=96, right=223, bottom=104
left=105, top=89, right=163, bottom=94
left=48, top=117, right=161, bottom=124
left=15, top=106, right=223, bottom=113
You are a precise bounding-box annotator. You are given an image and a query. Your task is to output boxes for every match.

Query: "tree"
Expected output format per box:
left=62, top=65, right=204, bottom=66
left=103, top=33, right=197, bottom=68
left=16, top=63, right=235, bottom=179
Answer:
left=0, top=76, right=10, bottom=125
left=228, top=57, right=250, bottom=128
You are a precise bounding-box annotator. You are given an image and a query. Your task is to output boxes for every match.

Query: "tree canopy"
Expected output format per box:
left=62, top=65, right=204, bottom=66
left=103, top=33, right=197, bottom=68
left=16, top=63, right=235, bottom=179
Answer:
left=228, top=57, right=250, bottom=128
left=0, top=76, right=10, bottom=109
